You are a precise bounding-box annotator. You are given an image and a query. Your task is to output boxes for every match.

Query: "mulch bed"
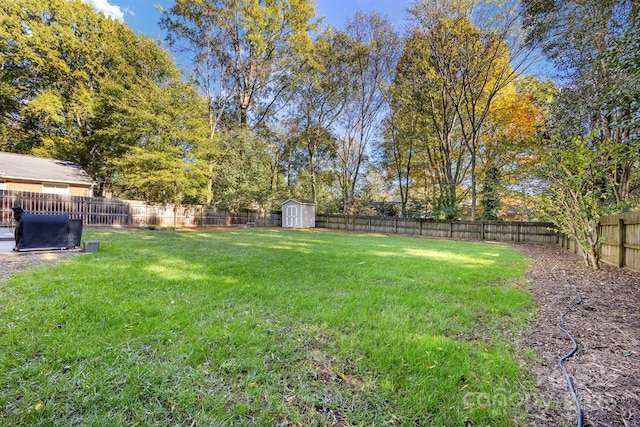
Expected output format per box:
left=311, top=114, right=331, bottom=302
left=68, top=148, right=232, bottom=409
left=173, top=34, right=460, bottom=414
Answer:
left=515, top=244, right=640, bottom=427
left=1, top=243, right=638, bottom=426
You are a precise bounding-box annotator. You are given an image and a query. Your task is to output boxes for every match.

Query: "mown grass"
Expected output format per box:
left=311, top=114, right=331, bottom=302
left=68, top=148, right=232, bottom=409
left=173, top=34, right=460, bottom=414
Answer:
left=0, top=229, right=534, bottom=425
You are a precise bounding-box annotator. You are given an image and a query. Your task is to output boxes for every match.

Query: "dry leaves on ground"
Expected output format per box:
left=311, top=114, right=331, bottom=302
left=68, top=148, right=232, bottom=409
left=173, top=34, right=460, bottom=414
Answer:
left=517, top=244, right=640, bottom=427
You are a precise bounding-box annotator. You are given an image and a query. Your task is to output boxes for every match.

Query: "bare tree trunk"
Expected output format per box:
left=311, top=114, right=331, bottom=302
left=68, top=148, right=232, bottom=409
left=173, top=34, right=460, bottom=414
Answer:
left=308, top=143, right=317, bottom=205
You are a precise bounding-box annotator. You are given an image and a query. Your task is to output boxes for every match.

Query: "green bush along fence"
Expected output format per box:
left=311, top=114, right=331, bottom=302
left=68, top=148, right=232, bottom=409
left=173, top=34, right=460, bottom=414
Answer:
left=0, top=190, right=281, bottom=228
left=555, top=212, right=640, bottom=271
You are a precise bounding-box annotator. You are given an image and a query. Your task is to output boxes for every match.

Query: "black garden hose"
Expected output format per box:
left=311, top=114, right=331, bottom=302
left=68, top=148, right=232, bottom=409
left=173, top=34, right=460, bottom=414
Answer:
left=556, top=269, right=584, bottom=427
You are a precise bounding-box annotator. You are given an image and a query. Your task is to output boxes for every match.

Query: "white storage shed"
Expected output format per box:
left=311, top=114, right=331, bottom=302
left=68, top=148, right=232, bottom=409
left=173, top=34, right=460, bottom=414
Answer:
left=282, top=199, right=316, bottom=229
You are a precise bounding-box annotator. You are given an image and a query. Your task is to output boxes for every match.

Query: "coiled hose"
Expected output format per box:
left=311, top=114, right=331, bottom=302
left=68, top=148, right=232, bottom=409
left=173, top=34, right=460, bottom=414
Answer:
left=557, top=269, right=584, bottom=427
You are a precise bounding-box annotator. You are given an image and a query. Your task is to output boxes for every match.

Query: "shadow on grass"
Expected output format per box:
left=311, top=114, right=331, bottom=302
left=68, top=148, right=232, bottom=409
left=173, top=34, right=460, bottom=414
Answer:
left=0, top=229, right=534, bottom=425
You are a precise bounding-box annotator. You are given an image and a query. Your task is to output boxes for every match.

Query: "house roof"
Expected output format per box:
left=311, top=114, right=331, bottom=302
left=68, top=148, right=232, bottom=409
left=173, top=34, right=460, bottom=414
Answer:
left=0, top=152, right=95, bottom=186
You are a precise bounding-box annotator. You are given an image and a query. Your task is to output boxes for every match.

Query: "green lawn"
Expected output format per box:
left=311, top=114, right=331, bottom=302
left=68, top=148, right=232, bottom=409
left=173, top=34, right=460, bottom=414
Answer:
left=0, top=229, right=534, bottom=426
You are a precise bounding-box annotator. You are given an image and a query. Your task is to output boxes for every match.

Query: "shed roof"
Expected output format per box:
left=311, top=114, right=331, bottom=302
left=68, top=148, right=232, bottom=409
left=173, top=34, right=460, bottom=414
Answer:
left=0, top=152, right=95, bottom=186
left=281, top=198, right=316, bottom=206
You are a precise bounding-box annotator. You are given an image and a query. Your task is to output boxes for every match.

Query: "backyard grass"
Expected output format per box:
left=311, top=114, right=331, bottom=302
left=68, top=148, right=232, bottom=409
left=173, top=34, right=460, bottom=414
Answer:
left=0, top=229, right=534, bottom=425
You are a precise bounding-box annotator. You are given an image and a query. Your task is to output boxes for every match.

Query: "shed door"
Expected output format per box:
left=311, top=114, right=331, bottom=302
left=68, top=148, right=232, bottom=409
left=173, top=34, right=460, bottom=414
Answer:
left=285, top=205, right=298, bottom=227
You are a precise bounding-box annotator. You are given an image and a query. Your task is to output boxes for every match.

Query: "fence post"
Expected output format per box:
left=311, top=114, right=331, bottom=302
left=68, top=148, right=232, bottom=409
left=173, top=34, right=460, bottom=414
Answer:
left=449, top=221, right=453, bottom=238
left=618, top=218, right=625, bottom=268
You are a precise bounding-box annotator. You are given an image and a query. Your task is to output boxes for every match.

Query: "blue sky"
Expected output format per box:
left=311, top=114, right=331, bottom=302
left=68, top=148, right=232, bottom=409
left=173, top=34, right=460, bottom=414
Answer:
left=82, top=0, right=553, bottom=78
left=83, top=0, right=412, bottom=42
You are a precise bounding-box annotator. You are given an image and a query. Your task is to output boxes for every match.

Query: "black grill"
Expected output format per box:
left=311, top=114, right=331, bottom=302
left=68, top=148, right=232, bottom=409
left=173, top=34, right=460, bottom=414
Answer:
left=14, top=212, right=83, bottom=251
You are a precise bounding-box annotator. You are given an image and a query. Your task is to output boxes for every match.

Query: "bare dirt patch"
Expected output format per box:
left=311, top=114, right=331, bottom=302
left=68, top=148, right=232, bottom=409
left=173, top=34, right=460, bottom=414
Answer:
left=0, top=250, right=81, bottom=284
left=515, top=244, right=640, bottom=427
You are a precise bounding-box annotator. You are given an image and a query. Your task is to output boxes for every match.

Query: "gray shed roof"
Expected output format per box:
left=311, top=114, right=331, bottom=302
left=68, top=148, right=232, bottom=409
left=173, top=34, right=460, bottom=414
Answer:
left=0, top=152, right=95, bottom=186
left=282, top=198, right=316, bottom=206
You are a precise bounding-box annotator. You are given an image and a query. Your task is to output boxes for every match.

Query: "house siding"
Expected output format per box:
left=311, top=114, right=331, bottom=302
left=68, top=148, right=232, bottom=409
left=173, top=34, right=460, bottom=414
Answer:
left=7, top=181, right=41, bottom=193
left=3, top=180, right=92, bottom=197
left=69, top=186, right=92, bottom=197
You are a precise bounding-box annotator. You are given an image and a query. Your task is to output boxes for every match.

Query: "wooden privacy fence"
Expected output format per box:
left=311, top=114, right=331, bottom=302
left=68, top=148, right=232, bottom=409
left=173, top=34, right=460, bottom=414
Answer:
left=582, top=211, right=640, bottom=271
left=3, top=190, right=639, bottom=271
left=316, top=214, right=558, bottom=244
left=0, top=190, right=281, bottom=228
left=319, top=213, right=640, bottom=271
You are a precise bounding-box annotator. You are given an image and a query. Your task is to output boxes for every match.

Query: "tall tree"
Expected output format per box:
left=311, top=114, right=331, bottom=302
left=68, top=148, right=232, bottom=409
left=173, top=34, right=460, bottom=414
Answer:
left=604, top=8, right=640, bottom=205
left=410, top=0, right=532, bottom=219
left=1, top=0, right=113, bottom=155
left=382, top=108, right=418, bottom=218
left=383, top=31, right=466, bottom=218
left=99, top=80, right=209, bottom=204
left=160, top=0, right=316, bottom=205
left=210, top=127, right=275, bottom=210
left=478, top=78, right=547, bottom=217
left=521, top=0, right=639, bottom=205
left=521, top=0, right=640, bottom=268
left=161, top=0, right=316, bottom=128
left=334, top=12, right=399, bottom=214
left=284, top=29, right=349, bottom=205
left=0, top=0, right=207, bottom=201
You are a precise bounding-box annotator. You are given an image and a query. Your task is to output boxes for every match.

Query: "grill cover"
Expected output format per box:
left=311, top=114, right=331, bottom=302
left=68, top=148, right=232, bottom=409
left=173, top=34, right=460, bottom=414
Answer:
left=69, top=219, right=83, bottom=248
left=15, top=214, right=72, bottom=251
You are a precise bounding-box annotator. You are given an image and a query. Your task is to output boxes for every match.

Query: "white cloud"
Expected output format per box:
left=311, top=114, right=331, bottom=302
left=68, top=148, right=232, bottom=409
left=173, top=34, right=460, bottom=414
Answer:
left=82, top=0, right=125, bottom=21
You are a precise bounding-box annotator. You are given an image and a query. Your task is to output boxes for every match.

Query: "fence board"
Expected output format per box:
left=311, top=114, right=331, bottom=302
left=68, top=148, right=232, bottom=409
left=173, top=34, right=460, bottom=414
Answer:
left=315, top=214, right=557, bottom=244
left=3, top=190, right=638, bottom=271
left=0, top=190, right=281, bottom=229
left=598, top=211, right=640, bottom=271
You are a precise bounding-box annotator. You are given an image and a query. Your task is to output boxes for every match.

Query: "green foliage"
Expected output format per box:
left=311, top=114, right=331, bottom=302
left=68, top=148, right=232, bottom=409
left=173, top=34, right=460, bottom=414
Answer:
left=100, top=80, right=209, bottom=204
left=0, top=230, right=534, bottom=425
left=383, top=1, right=532, bottom=221
left=210, top=128, right=275, bottom=210
left=374, top=202, right=402, bottom=217
left=159, top=0, right=319, bottom=206
left=161, top=0, right=317, bottom=128
left=522, top=0, right=639, bottom=204
left=520, top=0, right=640, bottom=265
left=514, top=75, right=559, bottom=108
left=284, top=28, right=349, bottom=206
left=0, top=0, right=209, bottom=203
left=603, top=12, right=640, bottom=205
left=384, top=30, right=464, bottom=217
left=406, top=1, right=526, bottom=220
left=535, top=136, right=610, bottom=268
left=384, top=32, right=430, bottom=217
left=480, top=164, right=502, bottom=220
left=1, top=0, right=106, bottom=153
